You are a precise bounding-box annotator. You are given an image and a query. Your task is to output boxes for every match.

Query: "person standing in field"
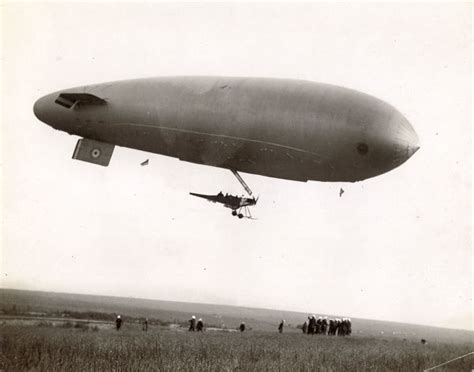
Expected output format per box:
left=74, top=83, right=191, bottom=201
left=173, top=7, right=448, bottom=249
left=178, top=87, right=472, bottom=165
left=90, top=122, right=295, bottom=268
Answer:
left=328, top=319, right=335, bottom=335
left=115, top=315, right=122, bottom=331
left=189, top=315, right=196, bottom=331
left=239, top=322, right=246, bottom=332
left=197, top=318, right=204, bottom=332
left=316, top=316, right=322, bottom=334
left=142, top=318, right=148, bottom=332
left=302, top=320, right=308, bottom=334
left=339, top=318, right=345, bottom=336
left=278, top=320, right=285, bottom=333
left=308, top=315, right=316, bottom=335
left=321, top=316, right=328, bottom=335
left=335, top=318, right=341, bottom=335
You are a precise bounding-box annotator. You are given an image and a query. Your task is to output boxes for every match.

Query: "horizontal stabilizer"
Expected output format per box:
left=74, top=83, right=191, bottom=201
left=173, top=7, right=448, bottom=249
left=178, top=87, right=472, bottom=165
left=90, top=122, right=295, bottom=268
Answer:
left=55, top=93, right=107, bottom=109
left=190, top=192, right=214, bottom=200
left=72, top=138, right=114, bottom=167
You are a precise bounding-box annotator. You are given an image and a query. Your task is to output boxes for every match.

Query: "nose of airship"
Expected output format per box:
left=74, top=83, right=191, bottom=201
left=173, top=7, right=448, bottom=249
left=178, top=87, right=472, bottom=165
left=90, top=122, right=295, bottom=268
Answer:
left=33, top=92, right=64, bottom=128
left=33, top=94, right=50, bottom=124
left=390, top=112, right=420, bottom=166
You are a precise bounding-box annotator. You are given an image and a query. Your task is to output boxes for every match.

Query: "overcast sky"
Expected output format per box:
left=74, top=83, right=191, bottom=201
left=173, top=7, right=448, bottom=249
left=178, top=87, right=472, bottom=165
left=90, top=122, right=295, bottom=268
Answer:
left=1, top=2, right=471, bottom=330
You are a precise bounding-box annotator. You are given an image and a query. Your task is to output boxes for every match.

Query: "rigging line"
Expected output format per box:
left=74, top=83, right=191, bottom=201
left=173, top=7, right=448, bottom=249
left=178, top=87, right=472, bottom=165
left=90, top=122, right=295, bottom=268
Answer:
left=231, top=169, right=253, bottom=196
left=423, top=351, right=473, bottom=371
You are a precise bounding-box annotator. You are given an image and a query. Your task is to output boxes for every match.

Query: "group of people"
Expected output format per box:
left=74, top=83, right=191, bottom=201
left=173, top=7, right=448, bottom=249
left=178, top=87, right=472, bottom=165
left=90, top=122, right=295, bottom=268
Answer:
left=114, top=313, right=351, bottom=336
left=302, top=315, right=352, bottom=336
left=188, top=315, right=204, bottom=332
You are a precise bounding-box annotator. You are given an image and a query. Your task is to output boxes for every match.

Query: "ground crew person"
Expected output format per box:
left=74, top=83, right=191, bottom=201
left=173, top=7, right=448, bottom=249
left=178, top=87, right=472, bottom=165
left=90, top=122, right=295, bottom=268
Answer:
left=316, top=316, right=322, bottom=334
left=189, top=315, right=196, bottom=331
left=328, top=319, right=335, bottom=335
left=115, top=315, right=122, bottom=331
left=197, top=318, right=204, bottom=332
left=308, top=315, right=316, bottom=335
left=335, top=319, right=341, bottom=335
left=278, top=320, right=285, bottom=333
left=321, top=316, right=328, bottom=335
left=302, top=321, right=308, bottom=334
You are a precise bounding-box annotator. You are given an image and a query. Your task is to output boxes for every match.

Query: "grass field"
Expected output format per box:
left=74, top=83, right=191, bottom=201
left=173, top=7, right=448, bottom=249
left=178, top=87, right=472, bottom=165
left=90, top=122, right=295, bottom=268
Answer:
left=0, top=289, right=472, bottom=371
left=1, top=322, right=472, bottom=371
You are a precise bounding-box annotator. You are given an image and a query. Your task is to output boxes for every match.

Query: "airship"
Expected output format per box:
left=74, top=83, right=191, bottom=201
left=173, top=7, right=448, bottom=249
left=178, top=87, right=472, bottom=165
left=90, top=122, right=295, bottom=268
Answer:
left=33, top=76, right=419, bottom=216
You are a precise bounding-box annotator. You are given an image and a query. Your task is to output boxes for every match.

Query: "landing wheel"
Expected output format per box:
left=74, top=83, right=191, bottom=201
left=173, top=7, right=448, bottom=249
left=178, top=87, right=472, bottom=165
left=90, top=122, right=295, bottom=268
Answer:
left=238, top=213, right=244, bottom=219
left=232, top=210, right=237, bottom=216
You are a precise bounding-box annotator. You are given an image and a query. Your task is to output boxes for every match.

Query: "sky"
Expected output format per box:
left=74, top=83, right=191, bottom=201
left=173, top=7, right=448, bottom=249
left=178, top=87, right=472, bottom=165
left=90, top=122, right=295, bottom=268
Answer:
left=1, top=2, right=472, bottom=330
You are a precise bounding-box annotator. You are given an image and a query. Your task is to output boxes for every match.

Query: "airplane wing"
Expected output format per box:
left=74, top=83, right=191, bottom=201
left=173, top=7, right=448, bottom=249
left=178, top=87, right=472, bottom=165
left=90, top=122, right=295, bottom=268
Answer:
left=55, top=93, right=107, bottom=109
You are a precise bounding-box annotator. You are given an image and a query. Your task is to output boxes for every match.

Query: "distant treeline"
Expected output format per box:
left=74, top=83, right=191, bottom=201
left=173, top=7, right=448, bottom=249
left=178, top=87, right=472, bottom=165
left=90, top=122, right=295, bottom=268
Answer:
left=0, top=305, right=227, bottom=329
left=0, top=305, right=172, bottom=326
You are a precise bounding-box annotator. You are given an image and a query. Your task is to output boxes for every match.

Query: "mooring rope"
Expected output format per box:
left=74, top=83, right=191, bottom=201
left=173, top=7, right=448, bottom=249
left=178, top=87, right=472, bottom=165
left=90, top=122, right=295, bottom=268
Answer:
left=423, top=351, right=473, bottom=371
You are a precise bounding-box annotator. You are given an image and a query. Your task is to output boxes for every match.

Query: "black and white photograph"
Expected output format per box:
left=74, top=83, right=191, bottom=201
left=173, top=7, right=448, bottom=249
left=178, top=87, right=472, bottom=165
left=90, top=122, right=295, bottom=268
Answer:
left=1, top=2, right=472, bottom=370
